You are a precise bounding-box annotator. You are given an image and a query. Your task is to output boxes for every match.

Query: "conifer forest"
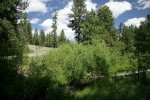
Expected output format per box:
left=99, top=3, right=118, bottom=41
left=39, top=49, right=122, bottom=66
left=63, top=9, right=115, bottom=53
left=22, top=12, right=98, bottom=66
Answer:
left=0, top=0, right=150, bottom=100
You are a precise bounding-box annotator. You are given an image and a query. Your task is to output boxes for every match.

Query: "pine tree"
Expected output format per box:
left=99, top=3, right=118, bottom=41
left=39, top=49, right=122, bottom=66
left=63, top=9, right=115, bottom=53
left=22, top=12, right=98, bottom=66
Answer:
left=135, top=14, right=150, bottom=81
left=27, top=20, right=33, bottom=44
left=0, top=0, right=28, bottom=99
left=18, top=20, right=28, bottom=52
left=82, top=6, right=116, bottom=46
left=51, top=10, right=58, bottom=48
left=82, top=10, right=104, bottom=44
left=17, top=12, right=32, bottom=46
left=39, top=29, right=45, bottom=46
left=22, top=13, right=32, bottom=44
left=97, top=6, right=114, bottom=31
left=68, top=0, right=87, bottom=43
left=59, top=29, right=66, bottom=45
left=118, top=22, right=123, bottom=34
left=0, top=0, right=27, bottom=72
left=33, top=28, right=39, bottom=46
left=97, top=6, right=117, bottom=47
left=120, top=25, right=135, bottom=53
left=45, top=32, right=53, bottom=47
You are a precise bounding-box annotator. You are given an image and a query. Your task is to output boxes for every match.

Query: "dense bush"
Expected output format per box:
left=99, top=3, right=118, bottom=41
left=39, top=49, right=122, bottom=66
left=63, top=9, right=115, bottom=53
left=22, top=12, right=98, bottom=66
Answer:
left=30, top=42, right=111, bottom=85
left=25, top=42, right=140, bottom=99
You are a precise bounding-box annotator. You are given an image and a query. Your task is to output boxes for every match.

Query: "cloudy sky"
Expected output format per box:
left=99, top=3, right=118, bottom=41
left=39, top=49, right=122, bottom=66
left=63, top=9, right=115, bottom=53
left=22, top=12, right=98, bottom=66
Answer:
left=26, top=0, right=150, bottom=40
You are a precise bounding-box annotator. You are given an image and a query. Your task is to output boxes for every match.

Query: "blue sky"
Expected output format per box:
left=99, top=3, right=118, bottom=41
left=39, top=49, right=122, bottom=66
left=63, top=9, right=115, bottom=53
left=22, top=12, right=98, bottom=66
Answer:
left=26, top=0, right=150, bottom=40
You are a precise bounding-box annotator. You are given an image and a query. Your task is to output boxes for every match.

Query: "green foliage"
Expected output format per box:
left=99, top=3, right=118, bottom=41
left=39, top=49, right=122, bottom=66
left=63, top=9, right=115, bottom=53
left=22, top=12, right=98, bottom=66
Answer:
left=45, top=32, right=54, bottom=47
left=0, top=0, right=28, bottom=99
left=134, top=14, right=150, bottom=82
left=39, top=43, right=111, bottom=84
left=97, top=6, right=114, bottom=31
left=120, top=25, right=135, bottom=53
left=82, top=6, right=117, bottom=46
left=52, top=10, right=58, bottom=48
left=135, top=14, right=150, bottom=69
left=59, top=29, right=67, bottom=45
left=74, top=76, right=150, bottom=100
left=68, top=0, right=87, bottom=43
left=82, top=10, right=106, bottom=44
left=1, top=0, right=149, bottom=99
left=39, top=29, right=45, bottom=46
left=27, top=21, right=33, bottom=44
left=97, top=6, right=117, bottom=47
left=109, top=49, right=137, bottom=73
left=22, top=13, right=32, bottom=44
left=33, top=28, right=39, bottom=46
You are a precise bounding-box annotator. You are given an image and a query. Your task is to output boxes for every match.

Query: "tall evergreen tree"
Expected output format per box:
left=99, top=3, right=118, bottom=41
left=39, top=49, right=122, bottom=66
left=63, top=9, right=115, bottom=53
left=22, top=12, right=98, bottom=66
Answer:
left=39, top=29, right=45, bottom=46
left=51, top=10, right=58, bottom=48
left=120, top=25, right=135, bottom=53
left=17, top=12, right=32, bottom=47
left=82, top=10, right=105, bottom=44
left=22, top=13, right=32, bottom=44
left=27, top=19, right=33, bottom=44
left=45, top=32, right=54, bottom=47
left=82, top=6, right=116, bottom=46
left=33, top=28, right=39, bottom=46
left=97, top=6, right=114, bottom=31
left=135, top=14, right=150, bottom=81
left=59, top=29, right=66, bottom=45
left=68, top=0, right=87, bottom=43
left=18, top=20, right=28, bottom=52
left=118, top=22, right=123, bottom=35
left=97, top=6, right=117, bottom=47
left=0, top=0, right=28, bottom=99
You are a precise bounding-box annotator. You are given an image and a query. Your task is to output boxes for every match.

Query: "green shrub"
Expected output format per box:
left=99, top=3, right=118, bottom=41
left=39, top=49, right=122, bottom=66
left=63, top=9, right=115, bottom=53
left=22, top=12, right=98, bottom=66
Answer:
left=39, top=43, right=111, bottom=84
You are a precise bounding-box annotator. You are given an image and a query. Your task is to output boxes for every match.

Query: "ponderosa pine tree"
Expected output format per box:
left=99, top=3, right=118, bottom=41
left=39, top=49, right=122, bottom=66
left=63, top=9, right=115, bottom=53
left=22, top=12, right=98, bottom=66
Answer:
left=18, top=20, right=28, bottom=52
left=97, top=6, right=117, bottom=47
left=39, top=29, right=45, bottom=46
left=51, top=10, right=58, bottom=48
left=82, top=6, right=116, bottom=46
left=45, top=32, right=54, bottom=47
left=118, top=22, right=123, bottom=35
left=22, top=13, right=32, bottom=44
left=82, top=9, right=106, bottom=44
left=33, top=28, right=39, bottom=46
left=68, top=0, right=87, bottom=43
left=120, top=25, right=135, bottom=53
left=27, top=19, right=33, bottom=44
left=59, top=29, right=66, bottom=45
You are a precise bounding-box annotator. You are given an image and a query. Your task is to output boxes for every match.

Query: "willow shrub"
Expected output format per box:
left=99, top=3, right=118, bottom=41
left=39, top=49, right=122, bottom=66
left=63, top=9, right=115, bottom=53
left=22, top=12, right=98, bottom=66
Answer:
left=39, top=42, right=111, bottom=84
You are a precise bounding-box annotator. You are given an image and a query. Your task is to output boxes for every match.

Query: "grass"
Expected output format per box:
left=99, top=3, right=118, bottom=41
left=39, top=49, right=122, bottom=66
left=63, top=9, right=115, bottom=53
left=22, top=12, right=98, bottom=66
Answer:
left=27, top=45, right=53, bottom=57
left=74, top=73, right=150, bottom=100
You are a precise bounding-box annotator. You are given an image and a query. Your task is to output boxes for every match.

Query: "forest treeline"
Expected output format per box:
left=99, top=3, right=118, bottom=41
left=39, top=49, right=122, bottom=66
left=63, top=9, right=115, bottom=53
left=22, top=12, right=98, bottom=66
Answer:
left=0, top=0, right=150, bottom=100
left=18, top=11, right=70, bottom=48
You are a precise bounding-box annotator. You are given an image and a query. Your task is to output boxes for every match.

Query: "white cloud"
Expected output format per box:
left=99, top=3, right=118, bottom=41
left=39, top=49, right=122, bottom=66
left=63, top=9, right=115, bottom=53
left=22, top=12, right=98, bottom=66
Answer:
left=105, top=1, right=132, bottom=18
left=26, top=0, right=48, bottom=13
left=40, top=19, right=53, bottom=32
left=30, top=18, right=40, bottom=24
left=136, top=0, right=150, bottom=9
left=40, top=0, right=97, bottom=41
left=57, top=1, right=74, bottom=41
left=125, top=17, right=146, bottom=27
left=86, top=0, right=97, bottom=11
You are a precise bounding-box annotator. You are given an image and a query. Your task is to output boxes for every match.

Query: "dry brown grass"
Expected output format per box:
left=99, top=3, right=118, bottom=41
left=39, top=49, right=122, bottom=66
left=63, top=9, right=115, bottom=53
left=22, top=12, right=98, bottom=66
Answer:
left=27, top=45, right=53, bottom=57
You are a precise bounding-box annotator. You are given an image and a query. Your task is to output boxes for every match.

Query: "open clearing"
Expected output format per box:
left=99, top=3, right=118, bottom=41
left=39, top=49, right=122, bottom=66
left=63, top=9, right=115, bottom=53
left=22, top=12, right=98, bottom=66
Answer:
left=27, top=45, right=53, bottom=57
